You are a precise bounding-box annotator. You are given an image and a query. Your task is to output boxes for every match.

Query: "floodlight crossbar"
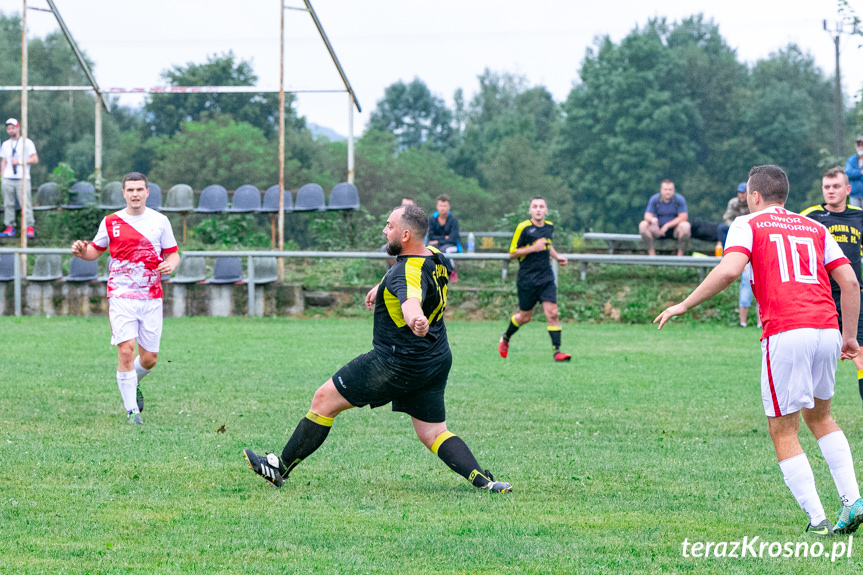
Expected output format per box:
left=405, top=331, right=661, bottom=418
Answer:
left=0, top=86, right=351, bottom=94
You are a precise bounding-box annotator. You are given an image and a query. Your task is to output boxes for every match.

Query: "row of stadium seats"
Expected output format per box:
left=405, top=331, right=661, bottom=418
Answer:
left=9, top=181, right=360, bottom=213
left=0, top=253, right=278, bottom=285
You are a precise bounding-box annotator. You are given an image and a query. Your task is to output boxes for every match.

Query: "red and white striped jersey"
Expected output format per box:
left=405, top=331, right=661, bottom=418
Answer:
left=725, top=206, right=849, bottom=339
left=91, top=208, right=178, bottom=299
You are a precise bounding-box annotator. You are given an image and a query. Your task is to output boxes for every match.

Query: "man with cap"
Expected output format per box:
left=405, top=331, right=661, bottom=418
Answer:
left=0, top=118, right=38, bottom=238
left=717, top=182, right=751, bottom=245
left=844, top=136, right=863, bottom=209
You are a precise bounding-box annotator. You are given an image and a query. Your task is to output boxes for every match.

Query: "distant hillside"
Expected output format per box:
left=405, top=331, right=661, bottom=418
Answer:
left=308, top=123, right=346, bottom=142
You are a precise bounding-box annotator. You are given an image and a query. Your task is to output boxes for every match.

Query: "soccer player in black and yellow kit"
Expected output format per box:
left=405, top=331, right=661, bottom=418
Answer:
left=802, top=167, right=863, bottom=408
left=498, top=197, right=571, bottom=361
left=243, top=205, right=512, bottom=492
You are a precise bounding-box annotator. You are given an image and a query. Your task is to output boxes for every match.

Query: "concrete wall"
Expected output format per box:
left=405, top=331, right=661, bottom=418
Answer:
left=0, top=281, right=309, bottom=317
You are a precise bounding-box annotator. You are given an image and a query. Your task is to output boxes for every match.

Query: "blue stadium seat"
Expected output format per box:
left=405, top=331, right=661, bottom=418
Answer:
left=27, top=254, right=62, bottom=281
left=146, top=183, right=162, bottom=211
left=64, top=257, right=98, bottom=282
left=228, top=185, right=262, bottom=213
left=293, top=183, right=325, bottom=211
left=327, top=182, right=360, bottom=211
left=161, top=184, right=195, bottom=212
left=0, top=253, right=13, bottom=281
left=195, top=185, right=228, bottom=213
left=260, top=185, right=293, bottom=212
left=33, top=182, right=60, bottom=211
left=62, top=182, right=96, bottom=209
left=207, top=256, right=243, bottom=284
left=98, top=181, right=124, bottom=210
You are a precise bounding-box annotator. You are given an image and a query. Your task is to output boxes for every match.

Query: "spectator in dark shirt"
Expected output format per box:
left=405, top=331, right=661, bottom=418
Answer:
left=428, top=194, right=461, bottom=281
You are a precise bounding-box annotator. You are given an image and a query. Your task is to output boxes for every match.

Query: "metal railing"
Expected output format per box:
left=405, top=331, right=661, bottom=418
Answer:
left=0, top=248, right=720, bottom=317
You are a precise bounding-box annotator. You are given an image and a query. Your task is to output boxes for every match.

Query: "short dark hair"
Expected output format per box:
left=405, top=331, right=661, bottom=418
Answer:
left=529, top=196, right=547, bottom=205
left=436, top=194, right=450, bottom=203
left=823, top=166, right=849, bottom=185
left=400, top=196, right=416, bottom=206
left=122, top=172, right=149, bottom=188
left=400, top=204, right=428, bottom=238
left=748, top=165, right=789, bottom=204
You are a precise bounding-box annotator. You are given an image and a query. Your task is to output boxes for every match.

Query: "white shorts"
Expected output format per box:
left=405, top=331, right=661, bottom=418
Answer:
left=109, top=297, right=164, bottom=352
left=760, top=328, right=840, bottom=417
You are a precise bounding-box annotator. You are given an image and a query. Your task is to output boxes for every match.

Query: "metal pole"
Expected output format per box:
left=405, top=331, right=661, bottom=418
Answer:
left=833, top=33, right=843, bottom=158
left=247, top=255, right=256, bottom=316
left=347, top=93, right=354, bottom=184
left=13, top=249, right=21, bottom=316
left=94, top=96, right=102, bottom=191
left=277, top=0, right=285, bottom=282
left=20, top=0, right=28, bottom=264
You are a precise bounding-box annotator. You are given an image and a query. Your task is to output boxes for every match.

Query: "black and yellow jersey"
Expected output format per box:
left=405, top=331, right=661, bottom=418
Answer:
left=372, top=246, right=452, bottom=359
left=510, top=219, right=555, bottom=286
left=801, top=203, right=863, bottom=290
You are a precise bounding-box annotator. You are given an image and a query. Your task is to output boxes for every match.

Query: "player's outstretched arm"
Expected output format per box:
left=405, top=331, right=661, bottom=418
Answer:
left=401, top=298, right=429, bottom=337
left=654, top=251, right=748, bottom=329
left=830, top=263, right=861, bottom=360
left=70, top=240, right=102, bottom=261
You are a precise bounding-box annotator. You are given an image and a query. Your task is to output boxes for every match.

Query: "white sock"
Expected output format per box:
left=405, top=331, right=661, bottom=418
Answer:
left=779, top=453, right=826, bottom=525
left=133, top=356, right=151, bottom=385
left=116, top=371, right=139, bottom=414
left=818, top=430, right=862, bottom=506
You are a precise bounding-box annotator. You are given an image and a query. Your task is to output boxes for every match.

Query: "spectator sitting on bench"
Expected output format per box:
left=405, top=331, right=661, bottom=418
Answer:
left=717, top=182, right=750, bottom=245
left=638, top=179, right=691, bottom=256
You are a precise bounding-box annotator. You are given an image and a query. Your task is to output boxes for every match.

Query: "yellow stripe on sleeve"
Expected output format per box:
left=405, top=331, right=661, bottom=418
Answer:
left=430, top=431, right=456, bottom=454
left=405, top=258, right=423, bottom=301
left=383, top=288, right=407, bottom=327
left=509, top=220, right=532, bottom=255
left=306, top=410, right=334, bottom=427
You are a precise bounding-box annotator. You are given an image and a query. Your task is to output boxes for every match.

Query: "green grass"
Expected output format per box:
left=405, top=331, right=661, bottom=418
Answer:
left=1, top=317, right=863, bottom=573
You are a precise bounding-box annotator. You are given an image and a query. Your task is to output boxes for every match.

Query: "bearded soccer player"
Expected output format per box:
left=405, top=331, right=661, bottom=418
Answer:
left=801, top=167, right=863, bottom=409
left=71, top=172, right=179, bottom=425
left=655, top=165, right=863, bottom=537
left=498, top=197, right=570, bottom=361
left=243, top=204, right=512, bottom=493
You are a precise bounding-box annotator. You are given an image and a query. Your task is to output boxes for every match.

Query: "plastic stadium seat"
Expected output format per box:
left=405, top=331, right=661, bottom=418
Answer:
left=146, top=183, right=162, bottom=211
left=327, top=182, right=360, bottom=211
left=161, top=184, right=195, bottom=212
left=33, top=182, right=60, bottom=211
left=228, top=185, right=262, bottom=213
left=62, top=182, right=96, bottom=209
left=260, top=185, right=293, bottom=212
left=194, top=185, right=228, bottom=213
left=64, top=257, right=98, bottom=282
left=98, top=181, right=124, bottom=210
left=0, top=253, right=13, bottom=281
left=170, top=257, right=206, bottom=284
left=207, top=256, right=243, bottom=284
left=27, top=254, right=62, bottom=281
left=293, top=183, right=325, bottom=211
left=250, top=257, right=278, bottom=284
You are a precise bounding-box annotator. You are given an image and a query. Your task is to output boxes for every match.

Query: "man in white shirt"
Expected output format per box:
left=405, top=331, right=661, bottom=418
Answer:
left=0, top=118, right=38, bottom=238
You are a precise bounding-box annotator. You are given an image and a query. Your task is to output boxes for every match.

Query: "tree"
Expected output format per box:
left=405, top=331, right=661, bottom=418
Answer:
left=368, top=78, right=454, bottom=152
left=144, top=52, right=304, bottom=139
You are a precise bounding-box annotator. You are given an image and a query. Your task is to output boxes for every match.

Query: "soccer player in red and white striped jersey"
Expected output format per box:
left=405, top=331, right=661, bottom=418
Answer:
left=655, top=164, right=863, bottom=536
left=71, top=172, right=179, bottom=425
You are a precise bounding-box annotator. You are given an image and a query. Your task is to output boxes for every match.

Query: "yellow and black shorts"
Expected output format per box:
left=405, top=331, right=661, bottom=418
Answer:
left=332, top=349, right=452, bottom=423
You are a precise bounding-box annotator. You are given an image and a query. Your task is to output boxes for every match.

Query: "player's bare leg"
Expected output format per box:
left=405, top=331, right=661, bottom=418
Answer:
left=116, top=339, right=142, bottom=424
left=499, top=309, right=532, bottom=358
left=543, top=301, right=570, bottom=362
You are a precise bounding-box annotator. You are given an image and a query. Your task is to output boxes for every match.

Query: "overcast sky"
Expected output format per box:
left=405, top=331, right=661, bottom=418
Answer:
left=1, top=0, right=860, bottom=137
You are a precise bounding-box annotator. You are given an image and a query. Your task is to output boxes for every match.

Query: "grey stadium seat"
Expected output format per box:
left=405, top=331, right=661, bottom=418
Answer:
left=33, top=182, right=60, bottom=211
left=327, top=182, right=360, bottom=211
left=27, top=254, right=62, bottom=281
left=195, top=185, right=228, bottom=213
left=62, top=182, right=96, bottom=209
left=293, top=183, right=325, bottom=211
left=250, top=256, right=278, bottom=284
left=161, top=184, right=195, bottom=212
left=228, top=185, right=262, bottom=213
left=260, top=185, right=293, bottom=212
left=170, top=257, right=206, bottom=284
left=207, top=256, right=243, bottom=284
left=98, top=181, right=124, bottom=210
left=146, top=183, right=162, bottom=211
left=64, top=257, right=98, bottom=282
left=0, top=253, right=14, bottom=281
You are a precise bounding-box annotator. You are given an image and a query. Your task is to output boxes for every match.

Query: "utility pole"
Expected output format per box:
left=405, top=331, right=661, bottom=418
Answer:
left=824, top=19, right=856, bottom=158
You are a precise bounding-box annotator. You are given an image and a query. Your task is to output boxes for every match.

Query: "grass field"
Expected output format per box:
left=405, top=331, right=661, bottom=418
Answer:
left=2, top=316, right=863, bottom=574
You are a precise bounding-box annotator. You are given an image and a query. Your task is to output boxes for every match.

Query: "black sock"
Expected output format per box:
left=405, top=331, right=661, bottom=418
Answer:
left=279, top=411, right=333, bottom=476
left=433, top=433, right=491, bottom=488
left=548, top=326, right=561, bottom=352
left=504, top=315, right=520, bottom=340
